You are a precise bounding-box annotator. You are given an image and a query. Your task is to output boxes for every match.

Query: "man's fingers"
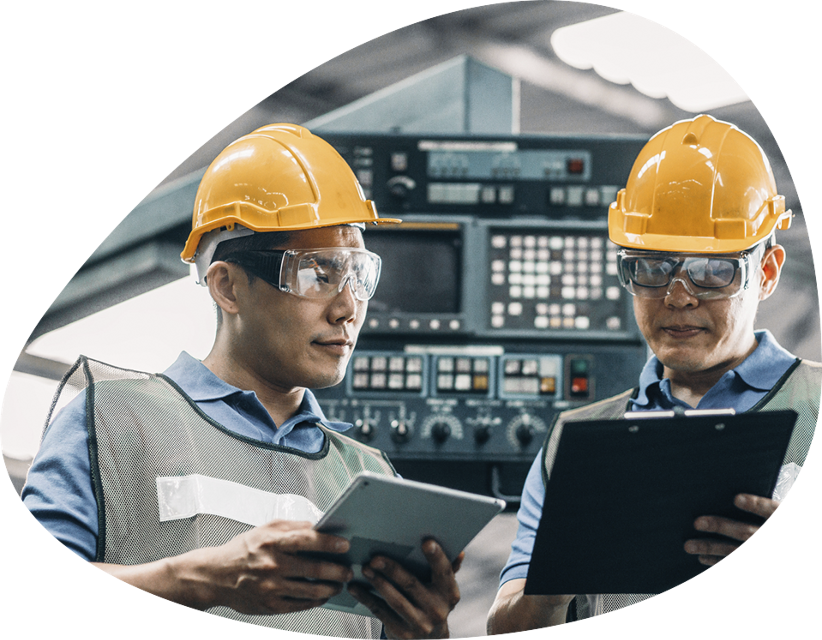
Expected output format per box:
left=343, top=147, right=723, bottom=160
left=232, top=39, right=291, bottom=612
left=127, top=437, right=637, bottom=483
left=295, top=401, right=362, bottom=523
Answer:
left=260, top=522, right=350, bottom=555
left=684, top=537, right=740, bottom=559
left=735, top=493, right=779, bottom=519
left=693, top=515, right=759, bottom=543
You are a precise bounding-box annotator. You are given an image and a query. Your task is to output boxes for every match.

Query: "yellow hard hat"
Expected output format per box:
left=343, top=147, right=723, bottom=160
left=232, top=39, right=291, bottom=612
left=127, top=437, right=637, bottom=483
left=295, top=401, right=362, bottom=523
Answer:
left=181, top=123, right=401, bottom=269
left=609, top=114, right=792, bottom=253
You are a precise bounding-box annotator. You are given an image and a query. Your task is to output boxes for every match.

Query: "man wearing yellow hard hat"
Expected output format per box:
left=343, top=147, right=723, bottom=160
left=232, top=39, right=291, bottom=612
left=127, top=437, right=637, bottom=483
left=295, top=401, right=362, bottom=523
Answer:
left=23, top=124, right=461, bottom=638
left=487, top=114, right=820, bottom=632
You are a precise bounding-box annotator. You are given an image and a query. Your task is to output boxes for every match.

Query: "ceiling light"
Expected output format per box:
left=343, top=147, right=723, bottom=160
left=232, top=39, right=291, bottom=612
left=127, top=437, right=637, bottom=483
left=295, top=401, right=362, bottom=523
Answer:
left=550, top=11, right=749, bottom=112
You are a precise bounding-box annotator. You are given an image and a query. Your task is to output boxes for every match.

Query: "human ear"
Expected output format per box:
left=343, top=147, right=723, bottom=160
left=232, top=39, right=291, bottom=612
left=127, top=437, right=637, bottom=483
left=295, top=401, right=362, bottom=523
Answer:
left=758, top=245, right=786, bottom=301
left=205, top=261, right=242, bottom=317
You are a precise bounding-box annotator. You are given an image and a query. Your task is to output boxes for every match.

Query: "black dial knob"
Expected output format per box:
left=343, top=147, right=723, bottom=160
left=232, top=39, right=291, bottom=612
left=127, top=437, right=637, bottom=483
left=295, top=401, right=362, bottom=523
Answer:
left=431, top=422, right=451, bottom=444
left=474, top=425, right=491, bottom=445
left=516, top=423, right=535, bottom=446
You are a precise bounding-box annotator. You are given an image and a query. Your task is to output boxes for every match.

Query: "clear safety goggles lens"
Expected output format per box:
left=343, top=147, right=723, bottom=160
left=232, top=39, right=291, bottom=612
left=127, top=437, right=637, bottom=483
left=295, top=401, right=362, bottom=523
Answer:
left=226, top=248, right=382, bottom=301
left=616, top=249, right=757, bottom=299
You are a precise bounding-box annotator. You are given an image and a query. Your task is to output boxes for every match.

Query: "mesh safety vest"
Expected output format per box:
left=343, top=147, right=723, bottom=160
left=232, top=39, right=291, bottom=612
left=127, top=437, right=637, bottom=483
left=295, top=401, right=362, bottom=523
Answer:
left=55, top=356, right=395, bottom=638
left=539, top=358, right=821, bottom=620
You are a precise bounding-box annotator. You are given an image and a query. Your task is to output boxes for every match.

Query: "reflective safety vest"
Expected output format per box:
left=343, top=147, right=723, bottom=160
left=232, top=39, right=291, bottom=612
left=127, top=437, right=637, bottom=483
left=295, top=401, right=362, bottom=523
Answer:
left=58, top=357, right=395, bottom=638
left=539, top=358, right=821, bottom=620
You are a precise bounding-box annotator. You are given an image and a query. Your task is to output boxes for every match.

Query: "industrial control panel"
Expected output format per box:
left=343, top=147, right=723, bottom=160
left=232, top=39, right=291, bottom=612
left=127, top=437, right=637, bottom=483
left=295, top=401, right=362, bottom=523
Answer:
left=313, top=132, right=650, bottom=500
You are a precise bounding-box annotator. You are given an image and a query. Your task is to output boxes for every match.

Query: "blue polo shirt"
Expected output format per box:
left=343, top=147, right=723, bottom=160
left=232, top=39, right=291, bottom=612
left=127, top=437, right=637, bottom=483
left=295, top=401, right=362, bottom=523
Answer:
left=22, top=352, right=353, bottom=561
left=499, top=329, right=798, bottom=587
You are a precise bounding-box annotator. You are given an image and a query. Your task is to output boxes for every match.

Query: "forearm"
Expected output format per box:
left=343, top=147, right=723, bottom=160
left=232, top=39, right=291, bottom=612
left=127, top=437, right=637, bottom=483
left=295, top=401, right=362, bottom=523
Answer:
left=92, top=547, right=218, bottom=610
left=486, top=580, right=571, bottom=634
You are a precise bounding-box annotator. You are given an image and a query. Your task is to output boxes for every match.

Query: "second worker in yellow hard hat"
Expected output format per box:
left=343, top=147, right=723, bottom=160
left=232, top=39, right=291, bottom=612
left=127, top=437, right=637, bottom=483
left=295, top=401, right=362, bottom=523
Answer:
left=487, top=114, right=820, bottom=632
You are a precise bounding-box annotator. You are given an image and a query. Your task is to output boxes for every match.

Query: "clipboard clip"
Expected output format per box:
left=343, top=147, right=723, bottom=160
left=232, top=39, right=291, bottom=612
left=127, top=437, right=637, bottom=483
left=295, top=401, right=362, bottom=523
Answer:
left=623, top=408, right=736, bottom=419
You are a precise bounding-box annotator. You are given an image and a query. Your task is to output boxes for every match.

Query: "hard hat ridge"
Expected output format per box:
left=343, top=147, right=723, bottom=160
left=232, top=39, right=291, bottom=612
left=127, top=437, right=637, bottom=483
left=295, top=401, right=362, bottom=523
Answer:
left=609, top=114, right=792, bottom=253
left=181, top=123, right=401, bottom=283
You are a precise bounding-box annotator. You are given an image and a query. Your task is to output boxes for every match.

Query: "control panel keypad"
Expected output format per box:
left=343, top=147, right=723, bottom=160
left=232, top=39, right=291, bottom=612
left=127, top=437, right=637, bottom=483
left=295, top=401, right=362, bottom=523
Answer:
left=489, top=230, right=625, bottom=333
left=434, top=356, right=491, bottom=395
left=499, top=355, right=562, bottom=398
left=352, top=354, right=425, bottom=393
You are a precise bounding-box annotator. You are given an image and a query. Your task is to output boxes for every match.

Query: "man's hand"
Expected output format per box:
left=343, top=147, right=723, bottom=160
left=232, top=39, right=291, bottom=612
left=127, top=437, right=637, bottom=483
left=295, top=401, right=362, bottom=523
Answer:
left=198, top=519, right=356, bottom=614
left=684, top=493, right=779, bottom=566
left=347, top=539, right=462, bottom=639
left=96, top=519, right=353, bottom=616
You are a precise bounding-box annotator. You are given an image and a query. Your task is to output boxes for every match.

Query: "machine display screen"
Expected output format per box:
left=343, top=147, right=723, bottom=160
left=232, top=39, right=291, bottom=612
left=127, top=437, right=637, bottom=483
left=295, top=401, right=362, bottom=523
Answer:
left=364, top=228, right=462, bottom=314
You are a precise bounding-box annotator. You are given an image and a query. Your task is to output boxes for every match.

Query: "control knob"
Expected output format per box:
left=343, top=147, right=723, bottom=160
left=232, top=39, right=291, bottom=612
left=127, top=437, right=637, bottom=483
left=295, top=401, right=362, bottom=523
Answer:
left=430, top=421, right=451, bottom=444
left=506, top=413, right=547, bottom=449
left=390, top=419, right=412, bottom=444
left=354, top=419, right=375, bottom=443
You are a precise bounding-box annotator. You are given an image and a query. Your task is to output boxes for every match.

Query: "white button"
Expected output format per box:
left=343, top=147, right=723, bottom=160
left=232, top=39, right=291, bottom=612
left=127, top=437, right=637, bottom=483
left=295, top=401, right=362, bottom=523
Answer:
left=549, top=187, right=565, bottom=205
left=492, top=315, right=505, bottom=328
left=550, top=317, right=562, bottom=328
left=430, top=319, right=441, bottom=329
left=369, top=318, right=379, bottom=328
left=584, top=188, right=600, bottom=206
left=510, top=247, right=523, bottom=260
left=499, top=186, right=515, bottom=204
left=509, top=286, right=522, bottom=298
left=562, top=274, right=575, bottom=286
left=389, top=318, right=400, bottom=328
left=575, top=316, right=591, bottom=329
left=509, top=272, right=523, bottom=285
left=509, top=260, right=523, bottom=272
left=524, top=235, right=536, bottom=247
left=536, top=274, right=550, bottom=286
left=536, top=261, right=549, bottom=273
left=523, top=286, right=536, bottom=299
left=492, top=273, right=505, bottom=285
left=606, top=286, right=621, bottom=300
left=576, top=287, right=589, bottom=299
left=590, top=274, right=603, bottom=287
left=523, top=249, right=535, bottom=261
left=508, top=302, right=523, bottom=316
left=510, top=235, right=522, bottom=247
left=537, top=249, right=550, bottom=261
left=606, top=263, right=618, bottom=275
left=449, top=319, right=460, bottom=330
left=538, top=236, right=549, bottom=248
left=492, top=259, right=506, bottom=272
left=563, top=317, right=575, bottom=328
left=563, top=303, right=576, bottom=316
left=534, top=316, right=549, bottom=329
left=409, top=319, right=420, bottom=329
left=536, top=303, right=549, bottom=315
left=537, top=286, right=550, bottom=298
left=492, top=302, right=505, bottom=314
left=607, top=316, right=622, bottom=330
left=523, top=274, right=536, bottom=286
left=549, top=304, right=561, bottom=315
left=591, top=287, right=603, bottom=299
left=549, top=236, right=563, bottom=250
left=550, top=261, right=563, bottom=275
left=562, top=286, right=575, bottom=299
left=492, top=235, right=507, bottom=249
left=567, top=187, right=583, bottom=206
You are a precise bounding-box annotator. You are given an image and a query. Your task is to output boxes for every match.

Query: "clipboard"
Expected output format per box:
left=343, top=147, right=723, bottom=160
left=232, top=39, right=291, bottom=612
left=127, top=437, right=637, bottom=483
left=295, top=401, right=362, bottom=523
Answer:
left=525, top=409, right=798, bottom=596
left=310, top=471, right=506, bottom=616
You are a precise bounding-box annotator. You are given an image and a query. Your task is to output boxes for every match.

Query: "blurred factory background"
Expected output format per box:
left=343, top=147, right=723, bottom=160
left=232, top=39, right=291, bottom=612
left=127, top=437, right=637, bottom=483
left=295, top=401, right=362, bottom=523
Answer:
left=3, top=2, right=818, bottom=637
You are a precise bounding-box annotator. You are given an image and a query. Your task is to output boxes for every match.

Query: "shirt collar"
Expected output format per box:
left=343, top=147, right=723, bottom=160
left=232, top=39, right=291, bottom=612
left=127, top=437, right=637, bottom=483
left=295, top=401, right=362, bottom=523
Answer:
left=632, top=329, right=796, bottom=408
left=162, top=352, right=350, bottom=433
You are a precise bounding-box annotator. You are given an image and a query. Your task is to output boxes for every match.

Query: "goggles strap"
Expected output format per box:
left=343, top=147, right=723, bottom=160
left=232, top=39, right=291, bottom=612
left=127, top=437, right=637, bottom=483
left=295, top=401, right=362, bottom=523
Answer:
left=225, top=251, right=286, bottom=289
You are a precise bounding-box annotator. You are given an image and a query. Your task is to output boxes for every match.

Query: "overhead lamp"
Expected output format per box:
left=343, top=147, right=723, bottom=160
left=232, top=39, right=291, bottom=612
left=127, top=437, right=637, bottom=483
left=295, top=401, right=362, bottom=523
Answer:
left=551, top=11, right=749, bottom=112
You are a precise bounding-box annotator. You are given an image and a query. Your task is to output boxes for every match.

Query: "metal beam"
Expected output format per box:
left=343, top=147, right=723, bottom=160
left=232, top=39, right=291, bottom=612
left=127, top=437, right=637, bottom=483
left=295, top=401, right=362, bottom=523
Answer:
left=305, top=55, right=519, bottom=135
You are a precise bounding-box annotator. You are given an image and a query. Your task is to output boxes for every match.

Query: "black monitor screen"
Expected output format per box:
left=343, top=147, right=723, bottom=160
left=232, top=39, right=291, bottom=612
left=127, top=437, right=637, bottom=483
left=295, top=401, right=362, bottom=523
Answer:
left=364, top=229, right=462, bottom=314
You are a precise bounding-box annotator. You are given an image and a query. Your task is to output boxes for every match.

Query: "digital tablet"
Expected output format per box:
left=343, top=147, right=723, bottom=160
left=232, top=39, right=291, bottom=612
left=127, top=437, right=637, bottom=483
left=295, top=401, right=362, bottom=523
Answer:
left=311, top=472, right=506, bottom=616
left=525, top=409, right=798, bottom=596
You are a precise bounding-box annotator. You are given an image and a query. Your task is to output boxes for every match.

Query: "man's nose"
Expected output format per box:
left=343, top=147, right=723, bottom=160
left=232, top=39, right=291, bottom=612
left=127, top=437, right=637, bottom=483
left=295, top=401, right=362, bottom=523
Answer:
left=329, top=276, right=360, bottom=323
left=664, top=276, right=700, bottom=307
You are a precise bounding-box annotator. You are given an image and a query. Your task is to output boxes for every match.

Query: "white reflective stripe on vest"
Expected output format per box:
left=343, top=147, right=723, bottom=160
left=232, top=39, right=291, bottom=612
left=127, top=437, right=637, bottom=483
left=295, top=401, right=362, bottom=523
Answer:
left=156, top=474, right=325, bottom=526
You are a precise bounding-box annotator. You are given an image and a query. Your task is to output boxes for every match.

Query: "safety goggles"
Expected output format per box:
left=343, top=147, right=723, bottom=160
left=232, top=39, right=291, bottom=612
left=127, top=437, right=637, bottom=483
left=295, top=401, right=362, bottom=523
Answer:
left=225, top=247, right=382, bottom=301
left=616, top=246, right=764, bottom=300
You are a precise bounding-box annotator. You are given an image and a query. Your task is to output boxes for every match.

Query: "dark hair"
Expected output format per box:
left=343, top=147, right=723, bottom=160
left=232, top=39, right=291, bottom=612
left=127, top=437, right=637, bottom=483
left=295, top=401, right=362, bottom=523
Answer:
left=209, top=231, right=292, bottom=327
